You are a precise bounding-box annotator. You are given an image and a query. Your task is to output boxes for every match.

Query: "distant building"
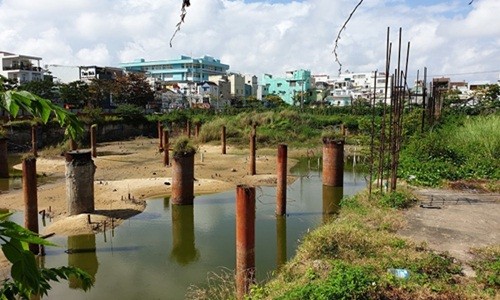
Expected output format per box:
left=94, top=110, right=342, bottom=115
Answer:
left=79, top=66, right=124, bottom=83
left=262, top=69, right=312, bottom=105
left=0, top=51, right=43, bottom=84
left=209, top=73, right=245, bottom=99
left=119, top=55, right=229, bottom=83
left=244, top=74, right=258, bottom=98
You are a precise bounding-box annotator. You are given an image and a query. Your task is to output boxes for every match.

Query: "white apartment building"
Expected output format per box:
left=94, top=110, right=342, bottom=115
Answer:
left=0, top=51, right=43, bottom=84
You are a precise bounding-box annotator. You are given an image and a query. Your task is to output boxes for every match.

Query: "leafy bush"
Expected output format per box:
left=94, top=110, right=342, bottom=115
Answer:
left=115, top=104, right=146, bottom=123
left=378, top=191, right=415, bottom=209
left=277, top=262, right=376, bottom=300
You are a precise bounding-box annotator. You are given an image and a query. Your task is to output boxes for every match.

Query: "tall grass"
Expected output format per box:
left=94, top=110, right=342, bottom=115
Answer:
left=399, top=114, right=500, bottom=186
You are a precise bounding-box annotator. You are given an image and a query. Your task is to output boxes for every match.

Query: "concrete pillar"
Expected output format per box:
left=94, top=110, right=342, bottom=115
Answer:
left=322, top=138, right=344, bottom=187
left=23, top=157, right=39, bottom=254
left=31, top=125, right=38, bottom=157
left=171, top=153, right=195, bottom=205
left=276, top=144, right=287, bottom=216
left=90, top=124, right=97, bottom=158
left=322, top=186, right=343, bottom=223
left=276, top=215, right=287, bottom=269
left=0, top=138, right=8, bottom=178
left=163, top=129, right=169, bottom=167
left=65, top=150, right=96, bottom=215
left=221, top=125, right=226, bottom=155
left=249, top=127, right=256, bottom=175
left=171, top=204, right=198, bottom=265
left=158, top=122, right=164, bottom=151
left=236, top=185, right=256, bottom=300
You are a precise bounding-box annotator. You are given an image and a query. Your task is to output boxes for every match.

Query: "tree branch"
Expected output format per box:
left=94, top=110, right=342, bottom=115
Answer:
left=170, top=0, right=191, bottom=48
left=333, top=0, right=364, bottom=76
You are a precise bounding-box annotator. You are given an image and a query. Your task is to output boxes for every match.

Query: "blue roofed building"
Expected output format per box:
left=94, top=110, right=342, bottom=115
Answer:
left=262, top=69, right=312, bottom=105
left=119, top=55, right=229, bottom=83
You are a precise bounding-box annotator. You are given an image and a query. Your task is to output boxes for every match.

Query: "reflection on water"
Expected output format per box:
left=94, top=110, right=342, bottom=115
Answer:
left=41, top=158, right=367, bottom=300
left=276, top=215, right=287, bottom=269
left=170, top=204, right=199, bottom=265
left=322, top=186, right=343, bottom=223
left=67, top=235, right=98, bottom=289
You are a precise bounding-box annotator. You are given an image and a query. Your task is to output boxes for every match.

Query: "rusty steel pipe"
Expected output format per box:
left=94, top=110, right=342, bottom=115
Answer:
left=158, top=123, right=164, bottom=151
left=31, top=125, right=38, bottom=157
left=236, top=185, right=256, bottom=299
left=186, top=121, right=191, bottom=138
left=69, top=138, right=78, bottom=151
left=276, top=144, right=287, bottom=216
left=195, top=123, right=201, bottom=138
left=0, top=138, right=8, bottom=178
left=90, top=124, right=97, bottom=158
left=249, top=129, right=256, bottom=175
left=23, top=157, right=39, bottom=254
left=221, top=125, right=226, bottom=154
left=163, top=129, right=169, bottom=166
left=171, top=153, right=195, bottom=205
left=322, top=139, right=344, bottom=187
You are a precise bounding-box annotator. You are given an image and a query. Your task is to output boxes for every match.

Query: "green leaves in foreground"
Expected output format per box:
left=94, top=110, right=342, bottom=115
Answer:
left=0, top=89, right=84, bottom=140
left=0, top=213, right=93, bottom=299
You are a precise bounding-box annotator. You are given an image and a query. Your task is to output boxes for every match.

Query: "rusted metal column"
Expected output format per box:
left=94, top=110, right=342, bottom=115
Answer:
left=249, top=127, right=256, bottom=175
left=276, top=144, right=287, bottom=216
left=69, top=138, right=78, bottom=151
left=171, top=153, right=195, bottom=205
left=163, top=129, right=169, bottom=166
left=322, top=186, right=343, bottom=223
left=236, top=185, right=256, bottom=299
left=171, top=204, right=198, bottom=264
left=0, top=138, right=8, bottom=178
left=31, top=125, right=38, bottom=157
left=158, top=122, right=164, bottom=151
left=195, top=122, right=201, bottom=138
left=221, top=125, right=226, bottom=154
left=65, top=150, right=96, bottom=215
left=23, top=157, right=39, bottom=254
left=322, top=138, right=344, bottom=187
left=276, top=215, right=287, bottom=269
left=186, top=121, right=191, bottom=137
left=90, top=124, right=97, bottom=158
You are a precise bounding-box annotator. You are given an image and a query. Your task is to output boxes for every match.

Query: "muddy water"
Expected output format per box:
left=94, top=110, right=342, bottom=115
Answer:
left=28, top=159, right=365, bottom=299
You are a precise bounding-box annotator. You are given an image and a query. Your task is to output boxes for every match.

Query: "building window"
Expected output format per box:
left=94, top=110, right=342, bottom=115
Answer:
left=277, top=83, right=282, bottom=87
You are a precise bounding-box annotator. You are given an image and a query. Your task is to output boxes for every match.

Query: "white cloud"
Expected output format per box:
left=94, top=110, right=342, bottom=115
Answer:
left=0, top=0, right=498, bottom=83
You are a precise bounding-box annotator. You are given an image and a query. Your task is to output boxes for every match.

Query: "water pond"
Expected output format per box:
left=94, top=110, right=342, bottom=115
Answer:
left=10, top=158, right=367, bottom=299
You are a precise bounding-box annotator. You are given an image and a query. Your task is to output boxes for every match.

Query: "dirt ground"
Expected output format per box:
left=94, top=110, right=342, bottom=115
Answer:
left=398, top=187, right=500, bottom=275
left=1, top=137, right=498, bottom=280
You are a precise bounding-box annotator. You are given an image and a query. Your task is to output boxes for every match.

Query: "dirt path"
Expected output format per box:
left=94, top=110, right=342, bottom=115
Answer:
left=398, top=187, right=500, bottom=274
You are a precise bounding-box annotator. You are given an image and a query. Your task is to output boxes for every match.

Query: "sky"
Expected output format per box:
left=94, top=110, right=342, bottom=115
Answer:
left=0, top=0, right=499, bottom=83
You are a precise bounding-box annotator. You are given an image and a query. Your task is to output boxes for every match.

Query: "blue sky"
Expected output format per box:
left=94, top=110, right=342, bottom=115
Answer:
left=0, top=0, right=498, bottom=83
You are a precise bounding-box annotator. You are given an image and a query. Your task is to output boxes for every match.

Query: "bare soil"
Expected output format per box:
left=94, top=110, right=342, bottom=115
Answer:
left=398, top=187, right=500, bottom=275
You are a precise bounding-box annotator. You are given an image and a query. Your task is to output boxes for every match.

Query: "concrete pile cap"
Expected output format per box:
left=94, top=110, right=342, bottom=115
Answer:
left=65, top=150, right=93, bottom=164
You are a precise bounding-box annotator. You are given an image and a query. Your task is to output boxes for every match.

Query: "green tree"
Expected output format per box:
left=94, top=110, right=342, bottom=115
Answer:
left=59, top=81, right=90, bottom=109
left=112, top=73, right=154, bottom=108
left=1, top=76, right=83, bottom=139
left=88, top=78, right=113, bottom=109
left=18, top=78, right=55, bottom=100
left=264, top=94, right=287, bottom=108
